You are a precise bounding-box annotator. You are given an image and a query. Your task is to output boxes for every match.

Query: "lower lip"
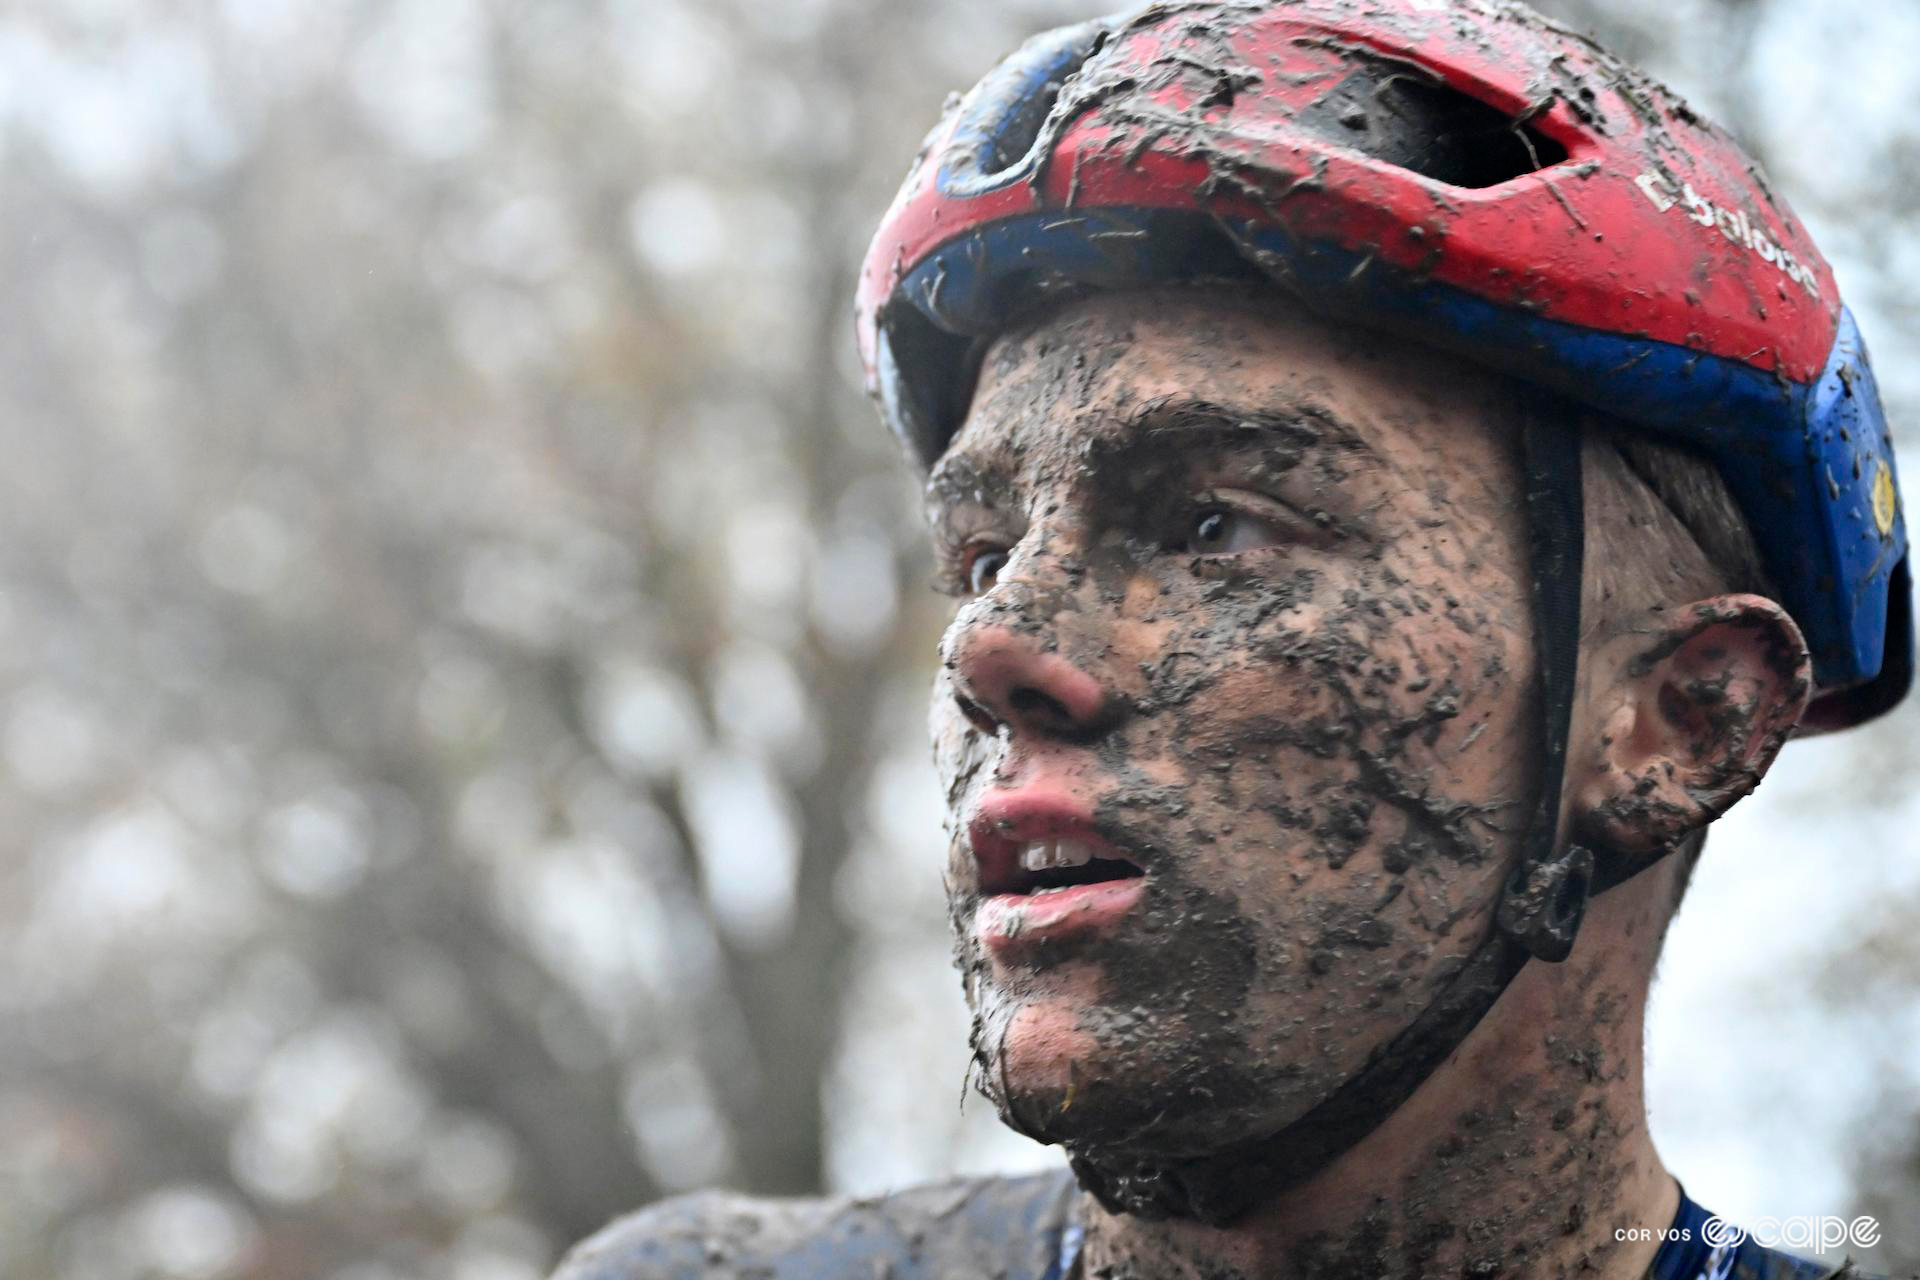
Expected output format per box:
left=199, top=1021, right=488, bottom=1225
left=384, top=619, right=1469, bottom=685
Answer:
left=975, top=877, right=1148, bottom=952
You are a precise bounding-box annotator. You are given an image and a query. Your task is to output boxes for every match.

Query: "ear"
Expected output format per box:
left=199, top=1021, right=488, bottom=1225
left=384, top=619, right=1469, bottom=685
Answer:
left=1571, top=594, right=1812, bottom=856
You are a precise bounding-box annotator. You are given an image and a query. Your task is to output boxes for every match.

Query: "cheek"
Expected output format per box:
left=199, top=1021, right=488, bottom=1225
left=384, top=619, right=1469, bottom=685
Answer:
left=1128, top=570, right=1528, bottom=995
left=930, top=690, right=993, bottom=898
left=929, top=677, right=992, bottom=800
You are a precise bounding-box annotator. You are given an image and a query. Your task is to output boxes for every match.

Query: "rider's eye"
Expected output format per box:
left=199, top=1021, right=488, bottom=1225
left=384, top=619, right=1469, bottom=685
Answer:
left=966, top=547, right=1009, bottom=594
left=1184, top=504, right=1287, bottom=555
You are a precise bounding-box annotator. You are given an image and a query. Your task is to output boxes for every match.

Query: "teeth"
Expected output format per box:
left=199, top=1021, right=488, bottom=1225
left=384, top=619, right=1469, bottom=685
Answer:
left=1054, top=840, right=1095, bottom=868
left=1018, top=840, right=1099, bottom=872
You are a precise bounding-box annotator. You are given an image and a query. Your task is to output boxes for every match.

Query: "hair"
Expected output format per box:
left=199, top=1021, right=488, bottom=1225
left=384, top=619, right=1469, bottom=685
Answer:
left=1579, top=425, right=1778, bottom=914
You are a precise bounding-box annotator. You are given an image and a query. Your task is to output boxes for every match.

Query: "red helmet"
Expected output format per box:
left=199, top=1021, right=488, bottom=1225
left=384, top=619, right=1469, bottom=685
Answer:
left=857, top=0, right=1909, bottom=730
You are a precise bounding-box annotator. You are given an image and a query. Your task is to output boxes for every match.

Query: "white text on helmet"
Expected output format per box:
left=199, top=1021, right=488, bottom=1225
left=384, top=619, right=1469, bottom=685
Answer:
left=1634, top=170, right=1820, bottom=301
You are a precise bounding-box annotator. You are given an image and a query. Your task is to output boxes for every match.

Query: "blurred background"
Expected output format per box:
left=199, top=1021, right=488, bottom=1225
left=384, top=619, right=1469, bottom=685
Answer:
left=0, top=0, right=1914, bottom=1276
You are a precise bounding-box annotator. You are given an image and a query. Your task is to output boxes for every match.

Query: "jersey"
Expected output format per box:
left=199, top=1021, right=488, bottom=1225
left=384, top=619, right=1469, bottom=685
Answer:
left=552, top=1167, right=1880, bottom=1279
left=1650, top=1191, right=1875, bottom=1280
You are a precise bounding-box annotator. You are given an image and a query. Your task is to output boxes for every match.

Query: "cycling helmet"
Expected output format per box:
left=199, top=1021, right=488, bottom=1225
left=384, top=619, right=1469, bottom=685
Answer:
left=857, top=0, right=1909, bottom=730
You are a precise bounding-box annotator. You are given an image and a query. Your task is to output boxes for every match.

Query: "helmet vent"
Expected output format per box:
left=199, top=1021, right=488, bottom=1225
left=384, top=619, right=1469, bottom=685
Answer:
left=939, top=19, right=1113, bottom=197
left=1299, top=54, right=1568, bottom=189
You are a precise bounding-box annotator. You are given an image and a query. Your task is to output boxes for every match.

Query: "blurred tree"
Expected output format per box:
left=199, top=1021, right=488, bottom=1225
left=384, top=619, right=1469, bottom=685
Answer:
left=0, top=0, right=988, bottom=1273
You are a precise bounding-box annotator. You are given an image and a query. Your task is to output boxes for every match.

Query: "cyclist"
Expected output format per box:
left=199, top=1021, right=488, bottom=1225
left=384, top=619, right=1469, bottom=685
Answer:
left=557, top=2, right=1907, bottom=1275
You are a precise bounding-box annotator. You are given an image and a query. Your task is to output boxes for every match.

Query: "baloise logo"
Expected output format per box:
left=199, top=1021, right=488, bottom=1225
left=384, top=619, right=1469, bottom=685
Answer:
left=1634, top=169, right=1821, bottom=302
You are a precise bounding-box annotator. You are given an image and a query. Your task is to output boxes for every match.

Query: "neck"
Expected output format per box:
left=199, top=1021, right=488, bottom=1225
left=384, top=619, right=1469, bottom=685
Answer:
left=1075, top=867, right=1682, bottom=1280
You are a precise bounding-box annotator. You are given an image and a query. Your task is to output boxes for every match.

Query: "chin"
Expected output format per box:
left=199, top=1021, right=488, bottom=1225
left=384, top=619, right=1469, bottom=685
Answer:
left=980, top=990, right=1316, bottom=1157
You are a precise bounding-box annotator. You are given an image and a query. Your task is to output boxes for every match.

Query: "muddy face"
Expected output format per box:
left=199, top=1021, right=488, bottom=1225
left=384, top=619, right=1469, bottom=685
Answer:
left=927, top=285, right=1542, bottom=1169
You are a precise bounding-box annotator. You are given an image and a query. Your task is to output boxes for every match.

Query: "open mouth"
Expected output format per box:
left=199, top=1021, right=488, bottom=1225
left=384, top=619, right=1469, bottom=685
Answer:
left=982, top=839, right=1147, bottom=898
left=965, top=792, right=1154, bottom=950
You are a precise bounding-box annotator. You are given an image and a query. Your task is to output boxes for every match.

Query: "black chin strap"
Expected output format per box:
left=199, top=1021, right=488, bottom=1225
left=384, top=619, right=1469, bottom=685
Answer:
left=1496, top=412, right=1595, bottom=959
left=1070, top=412, right=1604, bottom=1226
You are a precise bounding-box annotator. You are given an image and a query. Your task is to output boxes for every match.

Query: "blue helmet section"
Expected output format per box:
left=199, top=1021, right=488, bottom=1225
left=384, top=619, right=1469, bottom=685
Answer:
left=882, top=207, right=1911, bottom=711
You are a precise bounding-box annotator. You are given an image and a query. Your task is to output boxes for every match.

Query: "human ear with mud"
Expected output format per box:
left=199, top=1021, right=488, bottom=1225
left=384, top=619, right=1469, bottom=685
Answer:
left=1566, top=594, right=1813, bottom=869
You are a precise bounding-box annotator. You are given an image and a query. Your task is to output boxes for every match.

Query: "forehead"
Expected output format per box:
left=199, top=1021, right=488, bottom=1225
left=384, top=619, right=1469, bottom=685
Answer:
left=935, top=286, right=1522, bottom=492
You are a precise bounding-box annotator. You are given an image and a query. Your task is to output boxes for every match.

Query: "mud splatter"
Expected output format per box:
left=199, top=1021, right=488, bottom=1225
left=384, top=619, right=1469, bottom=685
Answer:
left=931, top=285, right=1550, bottom=1221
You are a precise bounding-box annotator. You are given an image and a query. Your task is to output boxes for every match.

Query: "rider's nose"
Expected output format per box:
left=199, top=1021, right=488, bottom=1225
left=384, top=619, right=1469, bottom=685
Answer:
left=944, top=614, right=1117, bottom=742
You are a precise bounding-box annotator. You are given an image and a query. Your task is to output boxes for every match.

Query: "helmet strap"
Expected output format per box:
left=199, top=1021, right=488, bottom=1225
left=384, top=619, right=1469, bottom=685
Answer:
left=1496, top=410, right=1591, bottom=961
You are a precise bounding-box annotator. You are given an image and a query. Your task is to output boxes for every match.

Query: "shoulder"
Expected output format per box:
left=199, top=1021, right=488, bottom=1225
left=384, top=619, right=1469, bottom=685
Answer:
left=550, top=1166, right=1079, bottom=1280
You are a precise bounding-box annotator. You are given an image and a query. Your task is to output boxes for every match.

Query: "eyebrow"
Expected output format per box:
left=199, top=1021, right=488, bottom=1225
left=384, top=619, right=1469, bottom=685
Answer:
left=924, top=454, right=1017, bottom=514
left=926, top=394, right=1378, bottom=511
left=1121, top=395, right=1377, bottom=459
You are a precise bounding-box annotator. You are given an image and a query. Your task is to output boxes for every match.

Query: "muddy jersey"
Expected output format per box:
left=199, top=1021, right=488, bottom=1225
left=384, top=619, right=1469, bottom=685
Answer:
left=552, top=1170, right=1079, bottom=1279
left=551, top=1167, right=1875, bottom=1280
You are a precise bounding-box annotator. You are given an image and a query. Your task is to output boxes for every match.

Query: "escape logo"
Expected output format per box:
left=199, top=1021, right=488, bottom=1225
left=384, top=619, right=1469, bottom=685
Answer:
left=1634, top=170, right=1821, bottom=301
left=1615, top=1215, right=1881, bottom=1250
